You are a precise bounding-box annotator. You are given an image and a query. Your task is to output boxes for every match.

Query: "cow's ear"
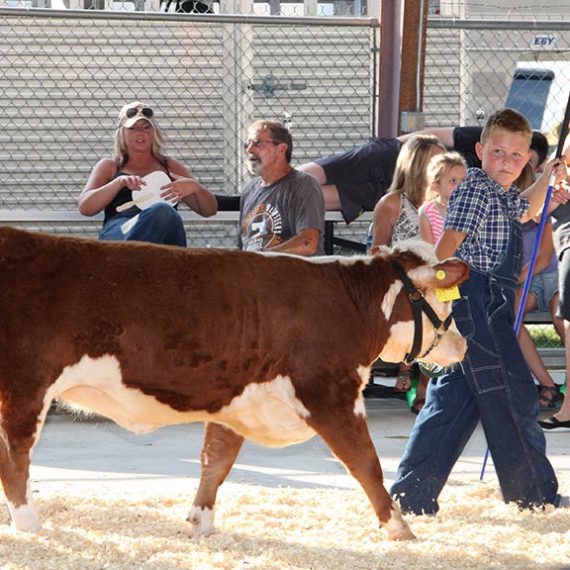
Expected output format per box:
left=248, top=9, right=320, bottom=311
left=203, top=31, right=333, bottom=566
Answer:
left=409, top=257, right=469, bottom=289
left=431, top=258, right=470, bottom=288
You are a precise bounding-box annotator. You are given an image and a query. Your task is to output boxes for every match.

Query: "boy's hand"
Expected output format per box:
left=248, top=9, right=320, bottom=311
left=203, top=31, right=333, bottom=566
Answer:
left=543, top=156, right=569, bottom=212
left=546, top=155, right=568, bottom=189
left=549, top=184, right=570, bottom=207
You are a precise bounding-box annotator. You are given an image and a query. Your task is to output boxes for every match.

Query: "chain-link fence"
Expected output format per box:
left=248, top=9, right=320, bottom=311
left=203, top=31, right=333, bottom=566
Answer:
left=1, top=9, right=569, bottom=253
left=424, top=18, right=570, bottom=145
left=0, top=8, right=377, bottom=245
left=1, top=6, right=567, bottom=353
left=422, top=17, right=569, bottom=352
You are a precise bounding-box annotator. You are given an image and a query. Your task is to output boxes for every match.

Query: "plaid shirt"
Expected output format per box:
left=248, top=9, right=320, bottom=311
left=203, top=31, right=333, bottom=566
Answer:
left=444, top=168, right=529, bottom=272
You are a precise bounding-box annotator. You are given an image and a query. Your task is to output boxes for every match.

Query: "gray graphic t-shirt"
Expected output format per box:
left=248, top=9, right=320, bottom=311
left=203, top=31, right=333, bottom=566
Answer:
left=239, top=169, right=325, bottom=255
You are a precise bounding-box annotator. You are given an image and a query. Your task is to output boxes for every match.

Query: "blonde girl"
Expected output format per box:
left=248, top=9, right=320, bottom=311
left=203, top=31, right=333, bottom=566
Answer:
left=369, top=134, right=445, bottom=406
left=370, top=134, right=445, bottom=248
left=419, top=152, right=467, bottom=245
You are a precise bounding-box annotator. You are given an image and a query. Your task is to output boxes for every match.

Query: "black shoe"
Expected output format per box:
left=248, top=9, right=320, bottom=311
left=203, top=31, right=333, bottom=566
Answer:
left=538, top=416, right=570, bottom=432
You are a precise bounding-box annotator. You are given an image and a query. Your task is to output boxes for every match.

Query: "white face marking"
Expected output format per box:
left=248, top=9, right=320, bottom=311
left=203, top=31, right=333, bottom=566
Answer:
left=379, top=300, right=465, bottom=365
left=381, top=281, right=403, bottom=322
left=378, top=321, right=415, bottom=362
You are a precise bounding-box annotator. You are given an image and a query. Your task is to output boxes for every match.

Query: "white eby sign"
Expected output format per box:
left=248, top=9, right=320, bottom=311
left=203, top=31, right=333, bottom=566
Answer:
left=530, top=35, right=556, bottom=50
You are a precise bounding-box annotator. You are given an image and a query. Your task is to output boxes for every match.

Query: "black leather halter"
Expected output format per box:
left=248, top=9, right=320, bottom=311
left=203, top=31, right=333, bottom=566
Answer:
left=391, top=261, right=453, bottom=365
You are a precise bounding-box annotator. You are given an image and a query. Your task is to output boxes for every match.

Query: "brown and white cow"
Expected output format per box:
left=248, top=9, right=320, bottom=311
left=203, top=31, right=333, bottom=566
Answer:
left=0, top=227, right=468, bottom=541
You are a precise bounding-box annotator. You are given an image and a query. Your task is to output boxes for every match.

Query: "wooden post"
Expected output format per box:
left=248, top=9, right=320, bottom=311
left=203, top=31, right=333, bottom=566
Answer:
left=376, top=0, right=402, bottom=138
left=398, top=0, right=429, bottom=133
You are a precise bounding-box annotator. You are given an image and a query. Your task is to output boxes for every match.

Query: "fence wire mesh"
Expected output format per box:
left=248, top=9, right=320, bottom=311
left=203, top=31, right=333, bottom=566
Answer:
left=424, top=19, right=570, bottom=138
left=0, top=9, right=376, bottom=207
left=0, top=9, right=569, bottom=263
left=1, top=7, right=567, bottom=348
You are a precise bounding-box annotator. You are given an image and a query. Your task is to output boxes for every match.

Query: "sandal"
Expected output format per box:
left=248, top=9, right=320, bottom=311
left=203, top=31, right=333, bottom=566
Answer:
left=394, top=368, right=413, bottom=392
left=538, top=385, right=560, bottom=409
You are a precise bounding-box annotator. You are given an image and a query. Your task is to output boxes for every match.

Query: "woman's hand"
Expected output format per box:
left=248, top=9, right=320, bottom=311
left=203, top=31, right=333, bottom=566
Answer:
left=160, top=172, right=200, bottom=202
left=160, top=162, right=218, bottom=217
left=121, top=175, right=146, bottom=192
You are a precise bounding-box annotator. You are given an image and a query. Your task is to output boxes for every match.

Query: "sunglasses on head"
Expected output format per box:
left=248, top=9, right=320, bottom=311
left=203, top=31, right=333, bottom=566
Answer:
left=125, top=107, right=154, bottom=119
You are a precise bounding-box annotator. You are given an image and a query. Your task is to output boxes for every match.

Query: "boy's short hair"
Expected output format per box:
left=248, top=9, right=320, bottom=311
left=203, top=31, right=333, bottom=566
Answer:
left=481, top=108, right=532, bottom=147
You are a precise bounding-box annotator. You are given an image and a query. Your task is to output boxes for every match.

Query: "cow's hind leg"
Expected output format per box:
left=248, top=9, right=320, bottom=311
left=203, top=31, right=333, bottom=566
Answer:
left=306, top=403, right=415, bottom=541
left=0, top=415, right=43, bottom=532
left=188, top=421, right=244, bottom=538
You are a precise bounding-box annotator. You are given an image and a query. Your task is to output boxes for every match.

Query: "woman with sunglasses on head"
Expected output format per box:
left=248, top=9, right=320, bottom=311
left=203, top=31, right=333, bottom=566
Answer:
left=78, top=101, right=217, bottom=246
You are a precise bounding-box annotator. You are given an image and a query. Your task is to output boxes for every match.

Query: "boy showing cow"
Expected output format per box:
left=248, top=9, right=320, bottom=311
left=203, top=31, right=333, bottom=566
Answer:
left=390, top=108, right=569, bottom=514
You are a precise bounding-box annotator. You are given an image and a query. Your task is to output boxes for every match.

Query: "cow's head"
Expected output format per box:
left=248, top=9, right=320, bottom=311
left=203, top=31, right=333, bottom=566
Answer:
left=371, top=240, right=469, bottom=367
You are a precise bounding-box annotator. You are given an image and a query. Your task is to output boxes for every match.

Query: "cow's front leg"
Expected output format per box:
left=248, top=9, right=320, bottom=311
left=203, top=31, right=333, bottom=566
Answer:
left=188, top=421, right=244, bottom=538
left=0, top=436, right=41, bottom=533
left=306, top=403, right=415, bottom=541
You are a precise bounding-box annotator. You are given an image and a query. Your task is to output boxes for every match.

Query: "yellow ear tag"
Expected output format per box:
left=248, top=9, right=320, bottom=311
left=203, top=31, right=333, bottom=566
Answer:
left=436, top=270, right=446, bottom=281
left=435, top=285, right=460, bottom=302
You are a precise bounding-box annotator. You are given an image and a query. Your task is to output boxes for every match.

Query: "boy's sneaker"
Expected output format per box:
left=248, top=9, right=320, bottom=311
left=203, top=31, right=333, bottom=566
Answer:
left=538, top=416, right=570, bottom=432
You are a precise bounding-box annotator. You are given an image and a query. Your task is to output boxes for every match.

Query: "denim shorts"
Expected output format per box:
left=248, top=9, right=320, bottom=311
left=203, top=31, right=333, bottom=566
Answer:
left=528, top=270, right=558, bottom=312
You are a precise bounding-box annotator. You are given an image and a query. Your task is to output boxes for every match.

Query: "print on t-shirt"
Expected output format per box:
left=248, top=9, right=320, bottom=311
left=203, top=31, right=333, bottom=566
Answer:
left=242, top=203, right=283, bottom=251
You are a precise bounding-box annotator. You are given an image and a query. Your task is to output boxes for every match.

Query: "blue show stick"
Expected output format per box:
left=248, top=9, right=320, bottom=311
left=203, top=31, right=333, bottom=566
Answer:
left=480, top=93, right=570, bottom=481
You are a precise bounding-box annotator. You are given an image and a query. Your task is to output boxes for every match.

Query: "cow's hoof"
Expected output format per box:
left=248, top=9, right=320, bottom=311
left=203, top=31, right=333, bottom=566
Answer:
left=384, top=505, right=415, bottom=540
left=187, top=505, right=215, bottom=539
left=12, top=506, right=42, bottom=534
left=387, top=527, right=416, bottom=541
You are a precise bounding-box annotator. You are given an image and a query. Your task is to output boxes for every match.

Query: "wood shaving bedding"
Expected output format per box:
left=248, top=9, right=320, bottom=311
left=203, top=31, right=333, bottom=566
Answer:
left=0, top=477, right=568, bottom=570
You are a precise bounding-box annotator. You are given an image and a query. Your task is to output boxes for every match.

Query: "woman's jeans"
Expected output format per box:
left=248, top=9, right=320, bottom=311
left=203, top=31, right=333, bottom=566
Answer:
left=99, top=202, right=187, bottom=247
left=390, top=268, right=559, bottom=515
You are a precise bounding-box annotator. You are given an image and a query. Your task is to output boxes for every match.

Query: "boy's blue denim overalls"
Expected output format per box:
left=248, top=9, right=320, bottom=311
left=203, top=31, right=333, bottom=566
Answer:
left=390, top=221, right=559, bottom=515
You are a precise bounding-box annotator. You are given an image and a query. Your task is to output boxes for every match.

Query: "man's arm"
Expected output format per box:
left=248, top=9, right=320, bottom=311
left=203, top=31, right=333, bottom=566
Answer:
left=435, top=229, right=467, bottom=261
left=398, top=127, right=455, bottom=147
left=267, top=228, right=321, bottom=256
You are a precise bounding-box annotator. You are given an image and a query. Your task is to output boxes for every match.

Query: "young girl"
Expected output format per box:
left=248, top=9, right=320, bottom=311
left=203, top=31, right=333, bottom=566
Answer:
left=419, top=152, right=467, bottom=245
left=370, top=134, right=445, bottom=411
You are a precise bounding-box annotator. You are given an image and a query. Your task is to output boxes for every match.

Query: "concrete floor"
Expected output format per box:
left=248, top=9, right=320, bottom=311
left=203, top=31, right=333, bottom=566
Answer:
left=30, top=395, right=570, bottom=499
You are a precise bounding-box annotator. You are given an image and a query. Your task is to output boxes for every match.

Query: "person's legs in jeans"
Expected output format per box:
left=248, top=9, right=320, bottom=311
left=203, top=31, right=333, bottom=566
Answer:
left=390, top=367, right=480, bottom=515
left=126, top=203, right=187, bottom=246
left=391, top=272, right=559, bottom=514
left=463, top=279, right=558, bottom=507
left=100, top=203, right=187, bottom=247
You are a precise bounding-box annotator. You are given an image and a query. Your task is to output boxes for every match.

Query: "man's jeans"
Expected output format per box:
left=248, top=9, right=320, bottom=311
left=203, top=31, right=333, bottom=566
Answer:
left=390, top=268, right=559, bottom=515
left=99, top=202, right=187, bottom=247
